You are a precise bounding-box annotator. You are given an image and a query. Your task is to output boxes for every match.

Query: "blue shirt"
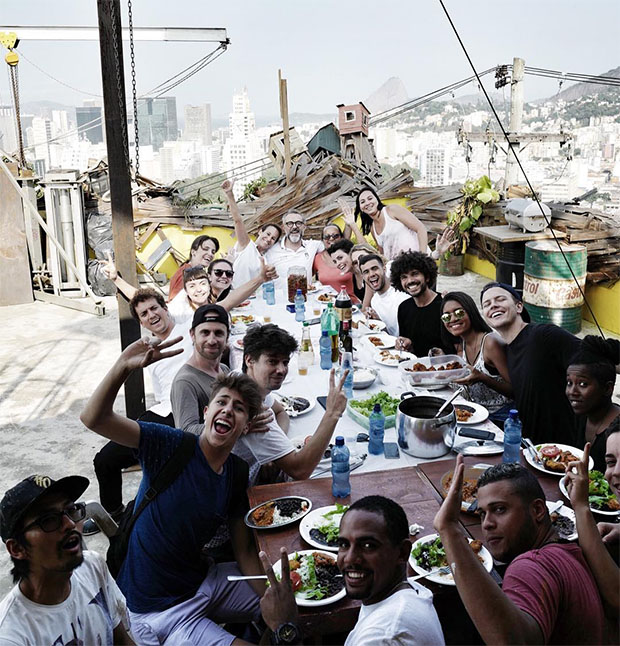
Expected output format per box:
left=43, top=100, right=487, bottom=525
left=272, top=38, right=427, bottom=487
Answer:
left=117, top=422, right=249, bottom=613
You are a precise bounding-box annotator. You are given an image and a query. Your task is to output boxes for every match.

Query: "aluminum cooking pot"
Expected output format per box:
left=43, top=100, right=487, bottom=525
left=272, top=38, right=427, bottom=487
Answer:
left=396, top=393, right=457, bottom=458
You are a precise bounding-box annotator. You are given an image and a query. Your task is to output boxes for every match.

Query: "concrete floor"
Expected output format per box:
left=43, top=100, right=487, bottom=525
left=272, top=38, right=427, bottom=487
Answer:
left=0, top=272, right=616, bottom=597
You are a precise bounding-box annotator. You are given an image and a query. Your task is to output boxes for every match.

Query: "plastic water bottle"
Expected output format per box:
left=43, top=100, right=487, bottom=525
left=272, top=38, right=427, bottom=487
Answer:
left=331, top=436, right=351, bottom=498
left=264, top=280, right=275, bottom=305
left=319, top=330, right=332, bottom=370
left=294, top=288, right=305, bottom=322
left=340, top=351, right=354, bottom=399
left=368, top=403, right=385, bottom=455
left=502, top=409, right=522, bottom=464
left=321, top=303, right=340, bottom=363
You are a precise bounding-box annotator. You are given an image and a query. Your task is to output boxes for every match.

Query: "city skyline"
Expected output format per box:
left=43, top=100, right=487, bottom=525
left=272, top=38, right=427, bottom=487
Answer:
left=1, top=0, right=618, bottom=119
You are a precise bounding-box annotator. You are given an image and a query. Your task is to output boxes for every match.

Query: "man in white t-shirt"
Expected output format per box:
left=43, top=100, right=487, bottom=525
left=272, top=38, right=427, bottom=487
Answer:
left=259, top=495, right=445, bottom=645
left=359, top=253, right=408, bottom=336
left=240, top=324, right=347, bottom=483
left=265, top=211, right=324, bottom=289
left=0, top=474, right=133, bottom=644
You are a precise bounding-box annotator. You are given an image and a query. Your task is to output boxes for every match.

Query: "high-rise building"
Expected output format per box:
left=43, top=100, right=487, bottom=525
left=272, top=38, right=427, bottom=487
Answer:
left=0, top=105, right=17, bottom=153
left=137, top=97, right=178, bottom=151
left=184, top=104, right=212, bottom=145
left=76, top=105, right=103, bottom=144
left=229, top=88, right=255, bottom=139
left=421, top=148, right=447, bottom=186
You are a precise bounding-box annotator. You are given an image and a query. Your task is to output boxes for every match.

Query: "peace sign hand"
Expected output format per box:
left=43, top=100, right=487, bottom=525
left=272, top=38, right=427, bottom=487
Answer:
left=325, top=367, right=348, bottom=419
left=259, top=548, right=299, bottom=631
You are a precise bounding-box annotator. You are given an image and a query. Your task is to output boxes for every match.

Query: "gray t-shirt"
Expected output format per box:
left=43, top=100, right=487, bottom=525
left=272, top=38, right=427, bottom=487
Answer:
left=170, top=363, right=230, bottom=436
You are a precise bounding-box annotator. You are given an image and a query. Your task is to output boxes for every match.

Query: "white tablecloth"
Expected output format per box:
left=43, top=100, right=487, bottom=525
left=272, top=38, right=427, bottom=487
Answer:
left=230, top=291, right=503, bottom=478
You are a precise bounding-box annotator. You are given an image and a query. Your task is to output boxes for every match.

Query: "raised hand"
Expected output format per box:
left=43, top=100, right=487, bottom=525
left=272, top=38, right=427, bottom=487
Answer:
left=99, top=250, right=118, bottom=281
left=434, top=454, right=465, bottom=533
left=565, top=442, right=591, bottom=510
left=338, top=197, right=356, bottom=226
left=119, top=335, right=184, bottom=373
left=325, top=368, right=348, bottom=419
left=259, top=254, right=278, bottom=282
left=259, top=548, right=299, bottom=631
left=221, top=178, right=235, bottom=193
left=436, top=227, right=458, bottom=256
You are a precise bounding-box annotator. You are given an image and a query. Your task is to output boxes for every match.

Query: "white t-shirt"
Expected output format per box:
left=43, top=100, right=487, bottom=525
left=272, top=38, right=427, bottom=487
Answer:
left=167, top=290, right=194, bottom=322
left=344, top=579, right=445, bottom=646
left=234, top=392, right=295, bottom=481
left=0, top=551, right=130, bottom=646
left=232, top=240, right=262, bottom=289
left=371, top=287, right=409, bottom=336
left=265, top=238, right=324, bottom=289
left=147, top=319, right=194, bottom=418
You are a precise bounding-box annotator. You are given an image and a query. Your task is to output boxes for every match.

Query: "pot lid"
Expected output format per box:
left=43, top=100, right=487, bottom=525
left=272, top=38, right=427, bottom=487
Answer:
left=453, top=440, right=504, bottom=456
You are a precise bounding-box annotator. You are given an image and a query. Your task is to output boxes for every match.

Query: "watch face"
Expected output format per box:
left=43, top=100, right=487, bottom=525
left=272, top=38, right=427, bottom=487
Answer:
left=276, top=622, right=301, bottom=644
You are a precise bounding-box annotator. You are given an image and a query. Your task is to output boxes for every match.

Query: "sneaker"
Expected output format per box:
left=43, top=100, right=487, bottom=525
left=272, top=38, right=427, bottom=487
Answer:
left=82, top=518, right=101, bottom=536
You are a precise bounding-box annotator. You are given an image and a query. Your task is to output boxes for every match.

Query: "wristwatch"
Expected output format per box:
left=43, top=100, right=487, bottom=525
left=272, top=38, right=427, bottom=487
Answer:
left=271, top=622, right=303, bottom=645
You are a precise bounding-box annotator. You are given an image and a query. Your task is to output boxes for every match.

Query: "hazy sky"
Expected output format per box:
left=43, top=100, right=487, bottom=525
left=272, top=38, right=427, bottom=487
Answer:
left=2, top=0, right=618, bottom=119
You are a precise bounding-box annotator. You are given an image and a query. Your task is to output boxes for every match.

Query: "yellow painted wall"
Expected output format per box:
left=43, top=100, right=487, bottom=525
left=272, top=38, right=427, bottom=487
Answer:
left=464, top=253, right=496, bottom=280
left=583, top=281, right=620, bottom=335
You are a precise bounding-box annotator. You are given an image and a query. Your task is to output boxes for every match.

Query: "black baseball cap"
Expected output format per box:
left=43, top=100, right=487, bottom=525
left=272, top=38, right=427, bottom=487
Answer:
left=480, top=282, right=531, bottom=323
left=0, top=475, right=89, bottom=542
left=191, top=304, right=230, bottom=330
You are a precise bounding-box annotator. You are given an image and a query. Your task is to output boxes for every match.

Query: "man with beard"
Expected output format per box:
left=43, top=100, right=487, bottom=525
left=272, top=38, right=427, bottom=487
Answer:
left=391, top=251, right=452, bottom=357
left=434, top=457, right=606, bottom=645
left=480, top=282, right=579, bottom=444
left=0, top=475, right=134, bottom=644
left=358, top=254, right=408, bottom=336
left=258, top=496, right=445, bottom=645
left=265, top=211, right=323, bottom=287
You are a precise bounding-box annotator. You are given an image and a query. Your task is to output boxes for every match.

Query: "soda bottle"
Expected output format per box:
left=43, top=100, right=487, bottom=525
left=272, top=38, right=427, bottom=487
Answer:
left=300, top=321, right=315, bottom=366
left=340, top=351, right=354, bottom=399
left=331, top=436, right=351, bottom=498
left=294, top=289, right=305, bottom=322
left=339, top=319, right=353, bottom=363
left=368, top=403, right=385, bottom=455
left=502, top=409, right=522, bottom=464
left=321, top=303, right=340, bottom=363
left=263, top=280, right=275, bottom=306
left=319, top=330, right=332, bottom=370
left=335, top=285, right=352, bottom=336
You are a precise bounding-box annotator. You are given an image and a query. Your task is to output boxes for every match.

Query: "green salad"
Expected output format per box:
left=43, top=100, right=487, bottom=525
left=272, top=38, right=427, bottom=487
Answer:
left=589, top=470, right=619, bottom=512
left=313, top=504, right=349, bottom=545
left=411, top=536, right=447, bottom=570
left=350, top=391, right=400, bottom=417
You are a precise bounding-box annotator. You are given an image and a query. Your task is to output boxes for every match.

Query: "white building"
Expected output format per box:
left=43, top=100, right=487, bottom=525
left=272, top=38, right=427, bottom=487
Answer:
left=0, top=105, right=17, bottom=153
left=184, top=104, right=212, bottom=146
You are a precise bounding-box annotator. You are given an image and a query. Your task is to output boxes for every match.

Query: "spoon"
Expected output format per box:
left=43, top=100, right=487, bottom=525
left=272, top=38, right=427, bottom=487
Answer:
left=434, top=387, right=464, bottom=418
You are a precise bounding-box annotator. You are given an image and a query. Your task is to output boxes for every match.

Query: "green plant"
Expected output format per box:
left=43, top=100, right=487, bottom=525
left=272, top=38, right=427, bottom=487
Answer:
left=243, top=176, right=268, bottom=201
left=445, top=175, right=500, bottom=256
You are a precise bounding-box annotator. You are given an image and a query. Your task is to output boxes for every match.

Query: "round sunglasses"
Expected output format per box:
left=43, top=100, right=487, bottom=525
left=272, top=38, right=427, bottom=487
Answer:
left=441, top=308, right=467, bottom=324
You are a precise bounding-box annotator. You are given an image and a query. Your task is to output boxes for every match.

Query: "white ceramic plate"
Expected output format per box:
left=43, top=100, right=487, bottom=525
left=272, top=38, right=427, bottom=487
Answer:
left=275, top=394, right=316, bottom=417
left=409, top=533, right=493, bottom=585
left=453, top=402, right=489, bottom=426
left=355, top=319, right=386, bottom=334
left=373, top=349, right=415, bottom=367
left=299, top=505, right=348, bottom=552
left=244, top=496, right=312, bottom=530
left=230, top=313, right=259, bottom=326
left=362, top=333, right=396, bottom=350
left=524, top=443, right=592, bottom=477
left=559, top=475, right=620, bottom=517
left=272, top=550, right=346, bottom=607
left=546, top=501, right=577, bottom=541
left=232, top=338, right=244, bottom=351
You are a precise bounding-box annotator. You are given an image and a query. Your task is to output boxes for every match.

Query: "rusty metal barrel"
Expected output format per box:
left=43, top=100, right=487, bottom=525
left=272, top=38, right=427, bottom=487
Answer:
left=523, top=241, right=587, bottom=334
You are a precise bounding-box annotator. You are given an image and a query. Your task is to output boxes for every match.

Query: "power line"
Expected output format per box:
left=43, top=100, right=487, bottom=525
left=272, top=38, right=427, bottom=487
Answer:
left=174, top=156, right=270, bottom=191
left=437, top=0, right=604, bottom=338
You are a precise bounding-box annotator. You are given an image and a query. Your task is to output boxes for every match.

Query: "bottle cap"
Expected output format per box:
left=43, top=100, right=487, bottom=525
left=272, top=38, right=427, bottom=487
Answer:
left=321, top=330, right=328, bottom=336
left=335, top=436, right=345, bottom=446
left=303, top=321, right=309, bottom=326
left=372, top=403, right=382, bottom=413
left=509, top=409, right=518, bottom=419
left=296, top=288, right=302, bottom=294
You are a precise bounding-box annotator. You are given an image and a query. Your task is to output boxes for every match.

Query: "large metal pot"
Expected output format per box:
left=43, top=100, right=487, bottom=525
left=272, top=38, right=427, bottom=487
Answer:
left=396, top=393, right=457, bottom=458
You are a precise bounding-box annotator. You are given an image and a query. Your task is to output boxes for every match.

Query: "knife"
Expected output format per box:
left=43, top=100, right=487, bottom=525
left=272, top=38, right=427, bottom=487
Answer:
left=310, top=454, right=367, bottom=479
left=522, top=437, right=543, bottom=464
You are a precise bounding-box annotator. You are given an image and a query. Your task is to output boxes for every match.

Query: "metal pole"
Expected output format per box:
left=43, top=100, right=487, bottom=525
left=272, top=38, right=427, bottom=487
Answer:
left=505, top=57, right=525, bottom=187
left=96, top=0, right=145, bottom=418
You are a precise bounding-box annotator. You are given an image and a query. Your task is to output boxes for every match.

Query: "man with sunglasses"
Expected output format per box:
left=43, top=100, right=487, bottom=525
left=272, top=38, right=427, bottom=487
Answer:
left=391, top=251, right=454, bottom=357
left=265, top=211, right=324, bottom=287
left=0, top=475, right=134, bottom=644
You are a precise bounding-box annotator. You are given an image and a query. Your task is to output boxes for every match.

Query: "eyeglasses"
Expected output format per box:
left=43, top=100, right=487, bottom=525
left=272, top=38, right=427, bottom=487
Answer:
left=441, top=308, right=467, bottom=324
left=212, top=268, right=234, bottom=278
left=21, top=502, right=86, bottom=533
left=323, top=233, right=341, bottom=241
left=285, top=220, right=305, bottom=229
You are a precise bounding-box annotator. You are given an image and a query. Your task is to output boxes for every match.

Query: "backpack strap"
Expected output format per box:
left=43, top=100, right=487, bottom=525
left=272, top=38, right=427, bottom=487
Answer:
left=117, top=431, right=196, bottom=536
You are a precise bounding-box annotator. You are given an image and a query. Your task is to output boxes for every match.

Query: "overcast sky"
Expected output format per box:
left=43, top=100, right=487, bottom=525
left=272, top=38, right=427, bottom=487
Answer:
left=2, top=0, right=618, bottom=119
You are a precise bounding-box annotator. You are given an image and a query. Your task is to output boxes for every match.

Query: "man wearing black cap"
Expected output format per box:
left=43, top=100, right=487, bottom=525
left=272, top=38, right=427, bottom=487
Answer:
left=480, top=282, right=579, bottom=444
left=0, top=475, right=134, bottom=644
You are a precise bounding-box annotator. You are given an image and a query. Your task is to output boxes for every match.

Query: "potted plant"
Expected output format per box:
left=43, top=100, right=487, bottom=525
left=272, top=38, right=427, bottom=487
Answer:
left=439, top=175, right=500, bottom=276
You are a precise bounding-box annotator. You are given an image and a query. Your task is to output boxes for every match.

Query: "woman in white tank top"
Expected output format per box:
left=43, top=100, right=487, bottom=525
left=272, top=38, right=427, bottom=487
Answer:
left=354, top=187, right=429, bottom=260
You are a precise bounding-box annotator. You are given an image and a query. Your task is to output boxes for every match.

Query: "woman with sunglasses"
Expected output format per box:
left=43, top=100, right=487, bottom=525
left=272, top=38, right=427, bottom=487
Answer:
left=440, top=291, right=513, bottom=420
left=168, top=234, right=220, bottom=302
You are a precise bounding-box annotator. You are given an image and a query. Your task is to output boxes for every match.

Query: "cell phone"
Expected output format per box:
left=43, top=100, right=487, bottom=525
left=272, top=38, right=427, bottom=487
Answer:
left=383, top=442, right=400, bottom=459
left=317, top=396, right=328, bottom=410
left=286, top=304, right=296, bottom=313
left=305, top=317, right=321, bottom=325
left=458, top=428, right=495, bottom=441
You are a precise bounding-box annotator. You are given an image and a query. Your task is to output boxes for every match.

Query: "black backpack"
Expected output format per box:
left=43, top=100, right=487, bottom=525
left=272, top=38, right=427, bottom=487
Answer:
left=106, top=432, right=196, bottom=578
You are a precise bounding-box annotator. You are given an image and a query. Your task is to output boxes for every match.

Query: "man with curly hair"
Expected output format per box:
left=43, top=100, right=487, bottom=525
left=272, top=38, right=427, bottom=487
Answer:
left=391, top=251, right=453, bottom=357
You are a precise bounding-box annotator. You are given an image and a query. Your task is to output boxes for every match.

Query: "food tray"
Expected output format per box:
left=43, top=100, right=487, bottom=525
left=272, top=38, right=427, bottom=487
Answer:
left=399, top=354, right=469, bottom=386
left=346, top=401, right=396, bottom=430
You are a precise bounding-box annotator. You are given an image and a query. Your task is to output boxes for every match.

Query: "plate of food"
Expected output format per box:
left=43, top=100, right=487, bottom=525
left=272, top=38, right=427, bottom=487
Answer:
left=235, top=300, right=252, bottom=308
left=353, top=319, right=386, bottom=333
left=245, top=496, right=312, bottom=529
left=374, top=349, right=415, bottom=367
left=347, top=391, right=400, bottom=429
left=276, top=394, right=315, bottom=417
left=409, top=534, right=492, bottom=585
left=524, top=443, right=593, bottom=476
left=231, top=313, right=257, bottom=326
left=453, top=402, right=489, bottom=426
left=317, top=293, right=335, bottom=303
left=440, top=466, right=486, bottom=513
left=546, top=501, right=577, bottom=541
left=232, top=338, right=245, bottom=351
left=272, top=550, right=346, bottom=607
left=559, top=471, right=620, bottom=516
left=299, top=504, right=349, bottom=551
left=363, top=333, right=396, bottom=349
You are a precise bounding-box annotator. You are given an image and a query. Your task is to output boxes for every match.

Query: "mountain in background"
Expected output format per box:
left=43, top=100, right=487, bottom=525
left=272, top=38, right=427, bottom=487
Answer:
left=364, top=77, right=409, bottom=114
left=540, top=65, right=620, bottom=103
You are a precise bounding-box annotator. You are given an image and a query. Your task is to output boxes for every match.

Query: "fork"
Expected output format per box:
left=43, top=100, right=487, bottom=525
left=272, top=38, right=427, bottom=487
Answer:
left=411, top=565, right=452, bottom=581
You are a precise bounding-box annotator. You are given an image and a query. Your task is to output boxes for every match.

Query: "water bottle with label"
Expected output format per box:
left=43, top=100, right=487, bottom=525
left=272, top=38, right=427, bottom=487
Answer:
left=502, top=409, right=522, bottom=464
left=319, top=330, right=332, bottom=370
left=294, top=289, right=305, bottom=322
left=368, top=403, right=385, bottom=455
left=331, top=436, right=351, bottom=498
left=263, top=280, right=275, bottom=305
